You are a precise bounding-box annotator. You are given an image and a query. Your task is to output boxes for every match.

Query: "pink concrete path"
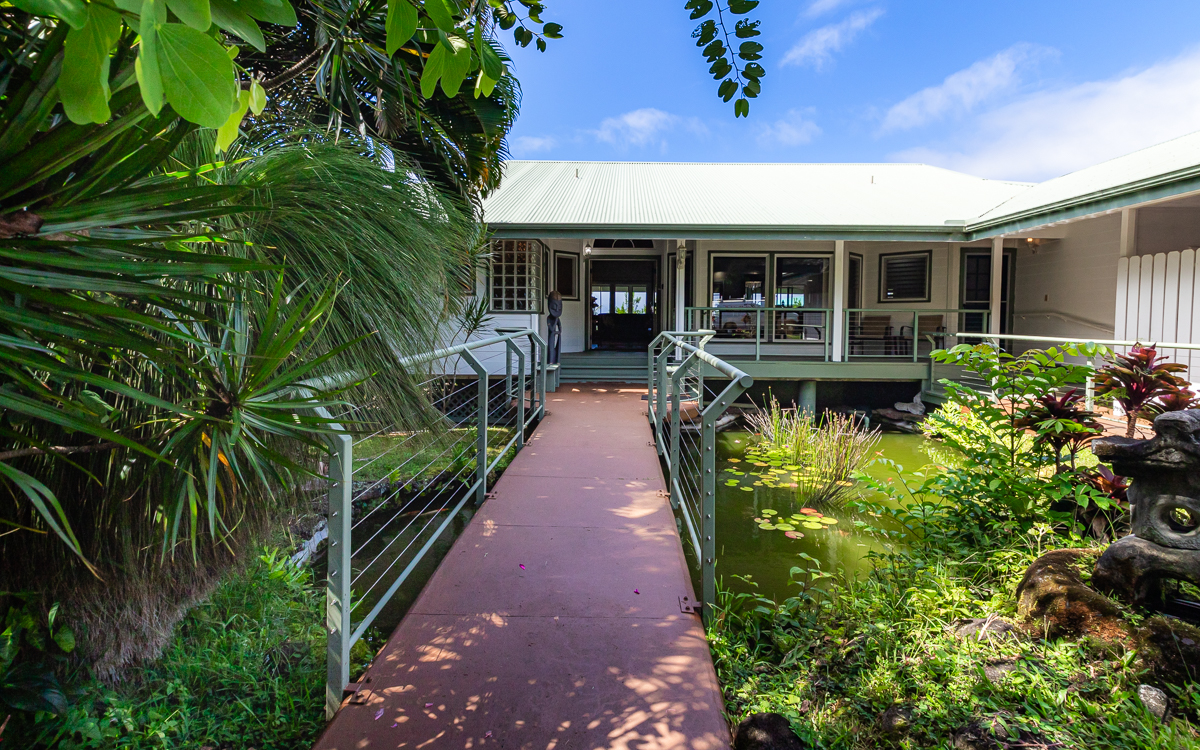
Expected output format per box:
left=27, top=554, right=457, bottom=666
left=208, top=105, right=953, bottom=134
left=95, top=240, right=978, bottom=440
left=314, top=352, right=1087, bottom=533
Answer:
left=313, top=384, right=731, bottom=750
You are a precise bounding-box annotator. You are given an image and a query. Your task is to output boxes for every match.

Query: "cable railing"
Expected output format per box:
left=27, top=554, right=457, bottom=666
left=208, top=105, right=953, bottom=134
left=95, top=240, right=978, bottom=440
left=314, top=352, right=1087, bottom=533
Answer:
left=687, top=306, right=832, bottom=360
left=647, top=331, right=753, bottom=623
left=315, top=328, right=547, bottom=717
left=843, top=308, right=990, bottom=361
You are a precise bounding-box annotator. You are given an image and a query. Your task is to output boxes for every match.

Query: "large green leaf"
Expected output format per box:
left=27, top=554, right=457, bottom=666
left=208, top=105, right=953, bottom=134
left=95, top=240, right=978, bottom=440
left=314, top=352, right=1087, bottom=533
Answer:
left=216, top=89, right=251, bottom=153
left=424, top=0, right=456, bottom=32
left=58, top=4, right=123, bottom=124
left=166, top=0, right=211, bottom=31
left=156, top=23, right=237, bottom=128
left=235, top=0, right=297, bottom=27
left=211, top=0, right=266, bottom=52
left=137, top=0, right=167, bottom=115
left=386, top=0, right=418, bottom=57
left=10, top=0, right=88, bottom=28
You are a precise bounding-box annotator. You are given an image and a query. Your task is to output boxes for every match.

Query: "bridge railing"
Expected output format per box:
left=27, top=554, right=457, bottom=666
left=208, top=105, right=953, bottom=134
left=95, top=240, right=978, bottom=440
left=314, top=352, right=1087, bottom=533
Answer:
left=647, top=331, right=753, bottom=623
left=318, top=328, right=546, bottom=717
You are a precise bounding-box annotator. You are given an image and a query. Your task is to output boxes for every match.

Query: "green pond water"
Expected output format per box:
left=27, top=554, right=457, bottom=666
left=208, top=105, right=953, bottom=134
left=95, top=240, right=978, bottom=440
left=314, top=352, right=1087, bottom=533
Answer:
left=703, top=430, right=954, bottom=604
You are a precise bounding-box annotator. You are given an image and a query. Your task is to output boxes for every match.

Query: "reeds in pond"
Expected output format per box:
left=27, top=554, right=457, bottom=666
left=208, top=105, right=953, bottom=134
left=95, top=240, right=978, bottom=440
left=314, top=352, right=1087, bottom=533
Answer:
left=746, top=397, right=881, bottom=506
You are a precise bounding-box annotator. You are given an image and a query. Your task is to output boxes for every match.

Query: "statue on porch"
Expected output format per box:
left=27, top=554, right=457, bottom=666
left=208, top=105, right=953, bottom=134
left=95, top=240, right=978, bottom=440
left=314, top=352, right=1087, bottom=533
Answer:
left=1091, top=410, right=1200, bottom=607
left=547, top=290, right=562, bottom=365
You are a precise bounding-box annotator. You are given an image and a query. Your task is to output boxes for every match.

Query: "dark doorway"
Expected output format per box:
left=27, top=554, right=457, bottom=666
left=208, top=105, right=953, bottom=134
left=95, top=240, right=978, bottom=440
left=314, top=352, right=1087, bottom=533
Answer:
left=960, top=248, right=1015, bottom=333
left=589, top=259, right=659, bottom=350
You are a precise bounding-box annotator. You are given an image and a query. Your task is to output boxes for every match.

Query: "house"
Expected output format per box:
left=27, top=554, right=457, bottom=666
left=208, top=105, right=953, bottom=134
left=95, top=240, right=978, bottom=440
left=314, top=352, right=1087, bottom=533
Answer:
left=474, top=130, right=1200, bottom=408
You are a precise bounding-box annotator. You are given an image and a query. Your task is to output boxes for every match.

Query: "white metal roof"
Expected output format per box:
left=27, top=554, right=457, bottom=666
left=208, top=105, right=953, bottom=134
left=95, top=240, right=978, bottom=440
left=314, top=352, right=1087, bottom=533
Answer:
left=483, top=130, right=1200, bottom=239
left=483, top=161, right=1031, bottom=236
left=970, top=129, right=1200, bottom=230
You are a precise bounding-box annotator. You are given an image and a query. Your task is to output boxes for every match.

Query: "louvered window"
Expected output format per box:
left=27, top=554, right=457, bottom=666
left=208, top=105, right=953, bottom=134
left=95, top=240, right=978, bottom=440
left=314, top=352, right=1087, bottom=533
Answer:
left=490, top=240, right=544, bottom=312
left=879, top=252, right=931, bottom=303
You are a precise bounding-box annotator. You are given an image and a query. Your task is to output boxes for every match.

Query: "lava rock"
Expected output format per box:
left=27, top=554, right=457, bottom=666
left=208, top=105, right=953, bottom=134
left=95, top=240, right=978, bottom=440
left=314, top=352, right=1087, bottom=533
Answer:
left=1136, top=615, right=1200, bottom=686
left=1138, top=684, right=1170, bottom=722
left=733, top=713, right=808, bottom=750
left=1015, top=549, right=1128, bottom=640
left=876, top=704, right=913, bottom=735
left=982, top=659, right=1017, bottom=684
left=950, top=721, right=1000, bottom=750
left=950, top=615, right=1019, bottom=641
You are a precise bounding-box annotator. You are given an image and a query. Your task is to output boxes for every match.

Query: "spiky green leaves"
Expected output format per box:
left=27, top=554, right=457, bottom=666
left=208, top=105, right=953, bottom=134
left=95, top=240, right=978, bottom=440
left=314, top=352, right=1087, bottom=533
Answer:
left=685, top=0, right=765, bottom=117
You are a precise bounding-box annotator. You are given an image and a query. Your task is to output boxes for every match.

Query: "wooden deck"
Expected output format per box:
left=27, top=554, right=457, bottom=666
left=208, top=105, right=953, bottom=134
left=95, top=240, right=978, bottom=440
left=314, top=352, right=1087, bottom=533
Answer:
left=313, top=384, right=730, bottom=750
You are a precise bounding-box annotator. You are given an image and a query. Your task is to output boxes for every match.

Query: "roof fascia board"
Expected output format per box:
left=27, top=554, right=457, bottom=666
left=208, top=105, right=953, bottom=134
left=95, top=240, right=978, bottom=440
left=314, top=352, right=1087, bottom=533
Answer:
left=964, top=165, right=1200, bottom=239
left=489, top=224, right=966, bottom=243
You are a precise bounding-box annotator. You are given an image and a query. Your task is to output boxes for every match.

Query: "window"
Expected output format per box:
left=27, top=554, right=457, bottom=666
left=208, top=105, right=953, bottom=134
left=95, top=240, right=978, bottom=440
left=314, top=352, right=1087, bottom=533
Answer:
left=711, top=256, right=767, bottom=307
left=774, top=256, right=829, bottom=308
left=879, top=251, right=931, bottom=303
left=591, top=284, right=649, bottom=314
left=590, top=239, right=656, bottom=249
left=490, top=240, right=544, bottom=312
left=554, top=252, right=579, bottom=299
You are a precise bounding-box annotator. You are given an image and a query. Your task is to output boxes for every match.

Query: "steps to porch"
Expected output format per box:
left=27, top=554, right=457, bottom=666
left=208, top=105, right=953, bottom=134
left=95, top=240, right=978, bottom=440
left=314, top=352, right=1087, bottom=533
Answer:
left=558, top=351, right=647, bottom=382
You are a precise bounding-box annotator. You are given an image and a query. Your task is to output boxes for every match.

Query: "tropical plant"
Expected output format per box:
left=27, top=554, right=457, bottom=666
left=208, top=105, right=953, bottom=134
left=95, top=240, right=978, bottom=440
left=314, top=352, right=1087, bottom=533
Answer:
left=1094, top=344, right=1189, bottom=437
left=1014, top=388, right=1102, bottom=473
left=1, top=596, right=76, bottom=716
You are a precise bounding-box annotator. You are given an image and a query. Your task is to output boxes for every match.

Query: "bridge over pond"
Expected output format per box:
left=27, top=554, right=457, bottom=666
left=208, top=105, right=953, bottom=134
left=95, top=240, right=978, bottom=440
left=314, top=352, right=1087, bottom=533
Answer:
left=313, top=384, right=729, bottom=750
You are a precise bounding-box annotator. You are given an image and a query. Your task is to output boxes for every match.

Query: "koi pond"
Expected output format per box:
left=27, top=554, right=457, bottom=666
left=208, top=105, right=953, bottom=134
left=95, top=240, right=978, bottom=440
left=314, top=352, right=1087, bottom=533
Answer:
left=703, top=430, right=956, bottom=603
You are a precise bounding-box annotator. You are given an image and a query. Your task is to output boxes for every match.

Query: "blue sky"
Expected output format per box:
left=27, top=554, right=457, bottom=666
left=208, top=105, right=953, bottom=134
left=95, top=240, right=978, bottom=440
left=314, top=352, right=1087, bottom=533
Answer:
left=503, top=1, right=1200, bottom=182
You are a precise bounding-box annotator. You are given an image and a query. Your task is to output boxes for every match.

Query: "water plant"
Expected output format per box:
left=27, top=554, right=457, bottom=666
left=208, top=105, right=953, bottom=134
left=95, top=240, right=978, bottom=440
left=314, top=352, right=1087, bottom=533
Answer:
left=745, top=398, right=880, bottom=507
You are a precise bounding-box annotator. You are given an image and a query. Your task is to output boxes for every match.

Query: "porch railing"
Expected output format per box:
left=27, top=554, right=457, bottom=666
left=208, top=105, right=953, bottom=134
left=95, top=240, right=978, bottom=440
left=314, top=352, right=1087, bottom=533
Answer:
left=687, top=306, right=832, bottom=360
left=647, top=331, right=753, bottom=623
left=317, top=329, right=547, bottom=717
left=843, top=308, right=991, bottom=361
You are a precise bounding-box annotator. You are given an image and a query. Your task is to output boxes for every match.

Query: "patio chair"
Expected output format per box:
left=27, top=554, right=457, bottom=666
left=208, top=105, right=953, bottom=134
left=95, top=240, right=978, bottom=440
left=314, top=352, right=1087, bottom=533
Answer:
left=899, top=314, right=947, bottom=355
left=849, top=315, right=895, bottom=356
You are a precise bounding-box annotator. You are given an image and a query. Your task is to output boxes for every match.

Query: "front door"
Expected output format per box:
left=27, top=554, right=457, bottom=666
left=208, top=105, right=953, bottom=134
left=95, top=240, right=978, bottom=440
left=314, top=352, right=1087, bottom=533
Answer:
left=589, top=259, right=659, bottom=350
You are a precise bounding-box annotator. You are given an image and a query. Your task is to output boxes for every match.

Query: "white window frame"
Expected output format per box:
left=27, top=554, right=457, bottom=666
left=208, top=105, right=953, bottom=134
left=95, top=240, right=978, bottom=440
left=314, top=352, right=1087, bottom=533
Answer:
left=490, top=239, right=545, bottom=313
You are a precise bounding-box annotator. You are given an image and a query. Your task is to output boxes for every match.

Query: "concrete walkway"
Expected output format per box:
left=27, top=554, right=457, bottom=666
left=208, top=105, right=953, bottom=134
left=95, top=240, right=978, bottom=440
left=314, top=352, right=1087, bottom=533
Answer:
left=314, top=384, right=730, bottom=750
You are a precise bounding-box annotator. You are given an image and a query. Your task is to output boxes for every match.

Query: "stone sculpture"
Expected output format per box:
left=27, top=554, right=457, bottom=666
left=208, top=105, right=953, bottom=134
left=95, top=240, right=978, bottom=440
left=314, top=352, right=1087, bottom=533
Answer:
left=1092, top=410, right=1200, bottom=606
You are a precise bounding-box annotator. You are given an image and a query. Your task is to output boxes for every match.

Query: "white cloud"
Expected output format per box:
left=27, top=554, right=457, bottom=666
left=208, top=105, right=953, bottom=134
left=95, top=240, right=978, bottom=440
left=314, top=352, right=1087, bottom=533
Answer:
left=881, top=44, right=1053, bottom=132
left=758, top=109, right=822, bottom=146
left=890, top=48, right=1200, bottom=182
left=592, top=108, right=705, bottom=149
left=805, top=0, right=856, bottom=18
left=511, top=135, right=557, bottom=156
left=782, top=8, right=884, bottom=70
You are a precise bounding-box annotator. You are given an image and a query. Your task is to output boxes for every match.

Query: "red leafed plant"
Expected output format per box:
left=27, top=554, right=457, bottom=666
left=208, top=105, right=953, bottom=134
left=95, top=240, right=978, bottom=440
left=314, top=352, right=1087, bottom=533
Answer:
left=1015, top=389, right=1103, bottom=472
left=1094, top=345, right=1188, bottom=437
left=1143, top=386, right=1200, bottom=416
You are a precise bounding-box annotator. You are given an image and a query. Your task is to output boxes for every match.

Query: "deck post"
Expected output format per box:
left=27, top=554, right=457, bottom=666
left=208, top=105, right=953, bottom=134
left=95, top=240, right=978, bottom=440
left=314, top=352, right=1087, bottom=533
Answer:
left=462, top=349, right=489, bottom=505
left=325, top=431, right=353, bottom=719
left=700, top=409, right=716, bottom=625
left=990, top=237, right=1004, bottom=336
left=669, top=369, right=682, bottom=510
left=799, top=380, right=817, bottom=415
left=832, top=240, right=847, bottom=361
left=675, top=241, right=687, bottom=333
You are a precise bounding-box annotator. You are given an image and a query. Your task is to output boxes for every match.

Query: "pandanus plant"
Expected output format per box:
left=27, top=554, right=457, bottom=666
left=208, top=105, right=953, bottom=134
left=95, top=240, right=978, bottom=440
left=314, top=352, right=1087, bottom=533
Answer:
left=1014, top=389, right=1102, bottom=473
left=1094, top=345, right=1189, bottom=437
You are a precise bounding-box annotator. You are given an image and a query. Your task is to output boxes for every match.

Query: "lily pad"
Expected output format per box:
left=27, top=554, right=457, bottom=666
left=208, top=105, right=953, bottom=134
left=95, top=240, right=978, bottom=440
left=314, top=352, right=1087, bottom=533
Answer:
left=799, top=508, right=820, bottom=515
left=758, top=523, right=776, bottom=530
left=774, top=523, right=796, bottom=531
left=728, top=458, right=741, bottom=463
left=802, top=522, right=824, bottom=530
left=818, top=517, right=839, bottom=525
left=740, top=487, right=755, bottom=492
left=761, top=509, right=778, bottom=516
left=783, top=531, right=804, bottom=539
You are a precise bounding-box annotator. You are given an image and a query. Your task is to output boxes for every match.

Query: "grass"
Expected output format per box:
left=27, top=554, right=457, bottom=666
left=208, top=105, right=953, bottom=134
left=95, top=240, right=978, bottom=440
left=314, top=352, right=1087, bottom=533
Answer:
left=709, top=539, right=1200, bottom=749
left=354, top=426, right=520, bottom=484
left=13, top=550, right=366, bottom=749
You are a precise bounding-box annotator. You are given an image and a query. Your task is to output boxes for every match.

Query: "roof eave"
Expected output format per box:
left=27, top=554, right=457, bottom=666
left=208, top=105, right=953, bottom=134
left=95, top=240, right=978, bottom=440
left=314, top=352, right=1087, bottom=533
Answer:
left=964, top=163, right=1200, bottom=239
left=487, top=223, right=969, bottom=243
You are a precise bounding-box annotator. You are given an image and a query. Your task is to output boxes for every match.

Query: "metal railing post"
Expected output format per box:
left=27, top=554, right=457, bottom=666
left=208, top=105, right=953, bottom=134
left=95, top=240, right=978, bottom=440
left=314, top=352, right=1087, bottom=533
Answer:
left=669, top=363, right=683, bottom=511
left=700, top=407, right=716, bottom=625
left=755, top=308, right=762, bottom=360
left=462, top=349, right=489, bottom=505
left=912, top=310, right=919, bottom=363
left=324, top=431, right=353, bottom=719
left=656, top=347, right=669, bottom=439
left=505, top=339, right=526, bottom=448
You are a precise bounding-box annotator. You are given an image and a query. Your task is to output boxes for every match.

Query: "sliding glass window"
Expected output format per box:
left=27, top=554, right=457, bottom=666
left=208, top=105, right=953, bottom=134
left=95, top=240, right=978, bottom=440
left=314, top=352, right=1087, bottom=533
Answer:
left=773, top=256, right=830, bottom=341
left=709, top=255, right=767, bottom=339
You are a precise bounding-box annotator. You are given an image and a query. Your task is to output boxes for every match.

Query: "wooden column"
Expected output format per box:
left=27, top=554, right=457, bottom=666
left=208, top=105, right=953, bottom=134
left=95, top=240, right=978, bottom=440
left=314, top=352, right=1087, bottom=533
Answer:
left=675, top=240, right=687, bottom=332
left=831, top=240, right=847, bottom=361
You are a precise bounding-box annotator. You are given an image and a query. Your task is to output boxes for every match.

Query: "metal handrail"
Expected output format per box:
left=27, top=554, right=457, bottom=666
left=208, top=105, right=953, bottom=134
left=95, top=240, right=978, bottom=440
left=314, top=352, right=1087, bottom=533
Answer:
left=320, top=327, right=547, bottom=717
left=955, top=332, right=1200, bottom=351
left=646, top=331, right=753, bottom=623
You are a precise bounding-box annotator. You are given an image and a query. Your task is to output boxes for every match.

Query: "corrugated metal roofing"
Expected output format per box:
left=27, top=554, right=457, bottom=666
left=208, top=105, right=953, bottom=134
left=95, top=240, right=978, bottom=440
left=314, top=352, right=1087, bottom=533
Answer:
left=482, top=161, right=1031, bottom=232
left=483, top=130, right=1200, bottom=237
left=970, top=129, right=1200, bottom=228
